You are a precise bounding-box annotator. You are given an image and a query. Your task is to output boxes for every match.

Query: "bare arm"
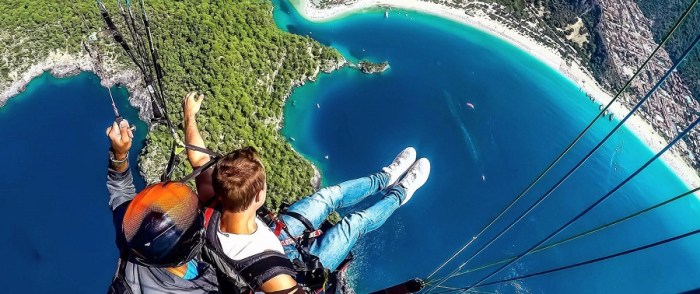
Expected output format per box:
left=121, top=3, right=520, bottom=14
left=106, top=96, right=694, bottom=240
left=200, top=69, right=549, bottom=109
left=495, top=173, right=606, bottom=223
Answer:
left=183, top=91, right=216, bottom=202
left=184, top=91, right=210, bottom=168
left=259, top=275, right=302, bottom=294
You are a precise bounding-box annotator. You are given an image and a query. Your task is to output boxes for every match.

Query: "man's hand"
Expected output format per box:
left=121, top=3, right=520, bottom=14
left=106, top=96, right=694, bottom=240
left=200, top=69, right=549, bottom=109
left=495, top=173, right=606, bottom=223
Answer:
left=183, top=90, right=211, bottom=170
left=183, top=91, right=205, bottom=119
left=106, top=119, right=134, bottom=160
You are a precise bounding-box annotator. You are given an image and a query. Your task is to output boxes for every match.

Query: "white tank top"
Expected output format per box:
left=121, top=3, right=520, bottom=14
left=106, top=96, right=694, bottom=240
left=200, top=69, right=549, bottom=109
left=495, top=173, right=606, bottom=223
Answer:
left=217, top=217, right=285, bottom=260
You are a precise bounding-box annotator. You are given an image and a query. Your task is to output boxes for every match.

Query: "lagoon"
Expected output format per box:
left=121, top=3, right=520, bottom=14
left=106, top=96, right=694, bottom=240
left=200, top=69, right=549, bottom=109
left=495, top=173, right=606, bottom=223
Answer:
left=274, top=1, right=700, bottom=292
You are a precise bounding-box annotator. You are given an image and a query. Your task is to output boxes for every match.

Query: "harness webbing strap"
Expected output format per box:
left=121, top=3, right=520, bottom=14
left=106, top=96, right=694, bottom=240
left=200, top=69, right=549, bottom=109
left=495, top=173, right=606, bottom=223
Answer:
left=280, top=230, right=323, bottom=246
left=181, top=157, right=218, bottom=184
left=108, top=255, right=134, bottom=294
left=202, top=205, right=297, bottom=291
left=204, top=207, right=215, bottom=229
left=278, top=210, right=326, bottom=252
left=200, top=243, right=252, bottom=293
left=261, top=207, right=349, bottom=291
left=186, top=144, right=223, bottom=158
left=280, top=210, right=315, bottom=232
left=238, top=254, right=297, bottom=287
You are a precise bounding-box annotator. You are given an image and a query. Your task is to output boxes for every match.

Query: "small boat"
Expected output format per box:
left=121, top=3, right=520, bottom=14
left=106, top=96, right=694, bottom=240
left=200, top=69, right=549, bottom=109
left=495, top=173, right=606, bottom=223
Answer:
left=609, top=113, right=614, bottom=121
left=385, top=10, right=388, bottom=18
left=290, top=137, right=296, bottom=141
left=324, top=155, right=329, bottom=159
left=481, top=175, right=486, bottom=181
left=466, top=102, right=475, bottom=109
left=316, top=103, right=320, bottom=108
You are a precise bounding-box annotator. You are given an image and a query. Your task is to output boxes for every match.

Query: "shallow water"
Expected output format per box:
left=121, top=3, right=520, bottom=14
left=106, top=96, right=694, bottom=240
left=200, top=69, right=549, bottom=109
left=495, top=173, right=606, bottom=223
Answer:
left=274, top=1, right=700, bottom=292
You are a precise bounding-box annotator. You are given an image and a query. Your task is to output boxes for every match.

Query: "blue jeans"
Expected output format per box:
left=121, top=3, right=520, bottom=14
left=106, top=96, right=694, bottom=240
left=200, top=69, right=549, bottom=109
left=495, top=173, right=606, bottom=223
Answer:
left=276, top=172, right=406, bottom=271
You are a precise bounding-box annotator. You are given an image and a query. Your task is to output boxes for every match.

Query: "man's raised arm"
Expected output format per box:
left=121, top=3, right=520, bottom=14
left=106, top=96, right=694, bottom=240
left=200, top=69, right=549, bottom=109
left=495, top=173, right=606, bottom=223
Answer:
left=184, top=91, right=210, bottom=167
left=183, top=91, right=216, bottom=202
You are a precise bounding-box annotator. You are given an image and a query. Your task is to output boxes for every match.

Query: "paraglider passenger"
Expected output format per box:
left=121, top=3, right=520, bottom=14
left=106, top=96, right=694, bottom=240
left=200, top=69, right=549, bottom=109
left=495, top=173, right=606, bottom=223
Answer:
left=183, top=92, right=431, bottom=292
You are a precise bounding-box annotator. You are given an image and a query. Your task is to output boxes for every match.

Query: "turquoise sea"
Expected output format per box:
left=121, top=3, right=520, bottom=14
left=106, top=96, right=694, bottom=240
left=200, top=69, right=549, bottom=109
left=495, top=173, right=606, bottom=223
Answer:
left=273, top=0, right=700, bottom=293
left=0, top=1, right=699, bottom=293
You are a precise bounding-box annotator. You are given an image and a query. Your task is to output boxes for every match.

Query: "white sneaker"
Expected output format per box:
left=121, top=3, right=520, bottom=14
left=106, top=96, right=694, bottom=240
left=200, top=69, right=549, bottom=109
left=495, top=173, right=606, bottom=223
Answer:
left=382, top=147, right=417, bottom=186
left=398, top=158, right=431, bottom=205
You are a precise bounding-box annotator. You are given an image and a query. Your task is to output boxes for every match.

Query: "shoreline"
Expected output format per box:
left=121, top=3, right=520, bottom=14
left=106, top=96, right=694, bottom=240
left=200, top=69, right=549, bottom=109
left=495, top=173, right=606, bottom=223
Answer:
left=0, top=45, right=338, bottom=190
left=0, top=48, right=155, bottom=182
left=289, top=0, right=700, bottom=188
left=0, top=49, right=153, bottom=124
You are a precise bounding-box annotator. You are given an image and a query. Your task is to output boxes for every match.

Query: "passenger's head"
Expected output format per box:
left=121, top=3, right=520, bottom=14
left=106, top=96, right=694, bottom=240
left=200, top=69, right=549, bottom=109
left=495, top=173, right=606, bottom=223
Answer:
left=212, top=147, right=267, bottom=212
left=122, top=182, right=204, bottom=267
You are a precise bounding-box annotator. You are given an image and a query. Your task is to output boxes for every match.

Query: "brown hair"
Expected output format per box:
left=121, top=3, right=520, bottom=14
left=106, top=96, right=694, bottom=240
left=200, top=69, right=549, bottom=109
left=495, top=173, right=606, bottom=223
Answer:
left=212, top=147, right=266, bottom=212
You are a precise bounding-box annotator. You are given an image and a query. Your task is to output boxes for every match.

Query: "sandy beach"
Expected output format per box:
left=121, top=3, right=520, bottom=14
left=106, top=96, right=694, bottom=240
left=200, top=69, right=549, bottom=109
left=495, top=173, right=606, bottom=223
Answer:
left=290, top=0, right=700, bottom=188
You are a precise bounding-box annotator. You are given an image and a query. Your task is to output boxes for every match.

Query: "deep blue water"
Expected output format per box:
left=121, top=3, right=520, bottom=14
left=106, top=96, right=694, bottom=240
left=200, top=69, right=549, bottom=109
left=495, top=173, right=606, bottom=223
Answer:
left=274, top=1, right=700, bottom=293
left=0, top=72, right=147, bottom=293
left=0, top=2, right=698, bottom=293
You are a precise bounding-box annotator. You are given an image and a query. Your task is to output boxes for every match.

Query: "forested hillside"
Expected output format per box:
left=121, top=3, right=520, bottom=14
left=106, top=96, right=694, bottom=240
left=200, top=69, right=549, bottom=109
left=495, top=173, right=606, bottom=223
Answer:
left=0, top=2, right=108, bottom=81
left=137, top=1, right=343, bottom=208
left=0, top=1, right=344, bottom=208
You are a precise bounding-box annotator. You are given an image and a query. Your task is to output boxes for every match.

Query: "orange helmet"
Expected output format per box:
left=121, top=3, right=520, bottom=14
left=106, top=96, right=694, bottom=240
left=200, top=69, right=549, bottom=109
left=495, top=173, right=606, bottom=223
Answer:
left=122, top=182, right=204, bottom=267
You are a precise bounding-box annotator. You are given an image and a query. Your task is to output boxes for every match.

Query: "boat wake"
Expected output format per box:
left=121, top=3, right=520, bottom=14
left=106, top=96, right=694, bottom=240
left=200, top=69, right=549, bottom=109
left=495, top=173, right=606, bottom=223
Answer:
left=445, top=90, right=485, bottom=181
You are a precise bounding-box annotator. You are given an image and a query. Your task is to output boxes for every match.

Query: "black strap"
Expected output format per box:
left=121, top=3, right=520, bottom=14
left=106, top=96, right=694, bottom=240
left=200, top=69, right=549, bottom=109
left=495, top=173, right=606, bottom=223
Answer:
left=279, top=210, right=314, bottom=232
left=180, top=157, right=218, bottom=183
left=257, top=206, right=277, bottom=227
left=280, top=211, right=322, bottom=256
left=202, top=210, right=294, bottom=292
left=238, top=253, right=298, bottom=289
left=108, top=254, right=134, bottom=294
left=275, top=211, right=329, bottom=290
left=185, top=144, right=223, bottom=158
left=201, top=194, right=219, bottom=209
left=180, top=145, right=224, bottom=183
left=200, top=243, right=252, bottom=293
left=161, top=143, right=179, bottom=181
